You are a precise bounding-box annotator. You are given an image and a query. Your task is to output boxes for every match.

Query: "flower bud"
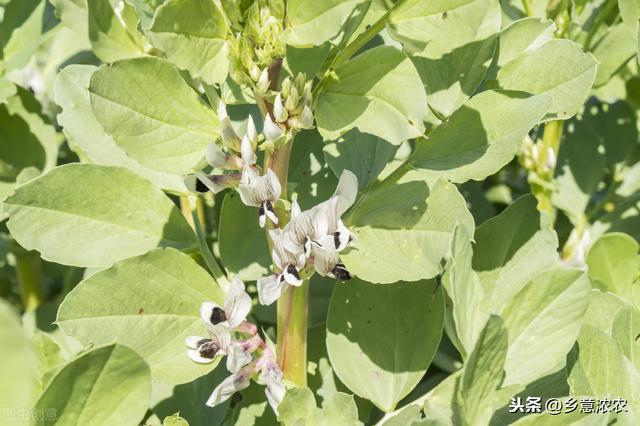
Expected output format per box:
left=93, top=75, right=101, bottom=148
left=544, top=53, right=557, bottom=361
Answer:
left=264, top=115, right=284, bottom=142
left=246, top=116, right=258, bottom=150
left=273, top=93, right=288, bottom=123
left=294, top=73, right=306, bottom=93
left=249, top=64, right=261, bottom=82
left=280, top=77, right=292, bottom=99
left=256, top=68, right=270, bottom=93
left=285, top=86, right=299, bottom=111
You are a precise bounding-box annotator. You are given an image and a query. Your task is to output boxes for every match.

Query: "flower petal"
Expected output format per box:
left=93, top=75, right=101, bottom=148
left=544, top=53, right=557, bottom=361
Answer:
left=283, top=264, right=303, bottom=286
left=205, top=143, right=229, bottom=169
left=226, top=342, right=253, bottom=373
left=264, top=115, right=284, bottom=142
left=313, top=234, right=339, bottom=277
left=261, top=368, right=285, bottom=415
left=334, top=170, right=358, bottom=216
left=192, top=171, right=240, bottom=194
left=200, top=301, right=226, bottom=327
left=257, top=274, right=287, bottom=306
left=188, top=348, right=216, bottom=364
left=240, top=135, right=256, bottom=167
left=224, top=277, right=252, bottom=329
left=205, top=365, right=254, bottom=407
left=185, top=335, right=206, bottom=350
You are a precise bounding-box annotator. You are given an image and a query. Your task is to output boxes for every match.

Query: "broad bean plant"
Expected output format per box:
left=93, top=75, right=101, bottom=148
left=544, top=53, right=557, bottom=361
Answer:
left=1, top=0, right=640, bottom=425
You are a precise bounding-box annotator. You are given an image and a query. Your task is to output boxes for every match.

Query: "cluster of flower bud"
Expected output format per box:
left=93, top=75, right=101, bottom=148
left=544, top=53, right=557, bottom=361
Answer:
left=229, top=0, right=285, bottom=93
left=520, top=136, right=557, bottom=174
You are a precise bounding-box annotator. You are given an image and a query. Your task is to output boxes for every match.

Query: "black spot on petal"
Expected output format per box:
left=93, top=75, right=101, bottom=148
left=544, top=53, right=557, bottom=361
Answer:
left=286, top=264, right=301, bottom=280
left=332, top=263, right=351, bottom=281
left=210, top=307, right=227, bottom=325
left=199, top=340, right=221, bottom=359
left=259, top=203, right=266, bottom=216
left=333, top=232, right=341, bottom=249
left=195, top=178, right=208, bottom=193
left=265, top=200, right=276, bottom=214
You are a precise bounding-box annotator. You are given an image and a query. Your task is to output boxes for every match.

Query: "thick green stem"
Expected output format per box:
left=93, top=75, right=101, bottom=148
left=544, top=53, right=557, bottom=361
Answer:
left=532, top=120, right=564, bottom=216
left=264, top=141, right=308, bottom=386
left=277, top=280, right=309, bottom=387
left=522, top=0, right=534, bottom=16
left=15, top=252, right=42, bottom=312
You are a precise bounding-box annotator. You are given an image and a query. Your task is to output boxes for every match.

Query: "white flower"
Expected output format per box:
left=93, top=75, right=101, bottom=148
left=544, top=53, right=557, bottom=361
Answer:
left=256, top=68, right=270, bottom=93
left=260, top=364, right=285, bottom=415
left=200, top=277, right=252, bottom=330
left=238, top=168, right=282, bottom=228
left=206, top=362, right=256, bottom=407
left=185, top=329, right=231, bottom=364
left=218, top=102, right=241, bottom=151
left=257, top=229, right=307, bottom=305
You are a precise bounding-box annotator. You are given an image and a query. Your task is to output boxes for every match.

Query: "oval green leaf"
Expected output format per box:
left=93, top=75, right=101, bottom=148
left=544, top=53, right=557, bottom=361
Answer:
left=4, top=164, right=196, bottom=268
left=90, top=57, right=220, bottom=174
left=326, top=277, right=444, bottom=412
left=57, top=248, right=225, bottom=385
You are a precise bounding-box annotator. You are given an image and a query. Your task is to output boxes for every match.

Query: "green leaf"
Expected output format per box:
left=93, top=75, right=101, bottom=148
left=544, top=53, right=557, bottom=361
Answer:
left=326, top=277, right=444, bottom=412
left=34, top=344, right=151, bottom=425
left=619, top=0, right=640, bottom=23
left=388, top=0, right=501, bottom=117
left=0, top=103, right=46, bottom=181
left=127, top=0, right=168, bottom=29
left=31, top=330, right=66, bottom=388
left=493, top=17, right=555, bottom=70
left=153, top=367, right=231, bottom=426
left=442, top=224, right=488, bottom=359
left=0, top=301, right=38, bottom=426
left=501, top=269, right=591, bottom=386
left=163, top=414, right=189, bottom=426
left=88, top=0, right=147, bottom=62
left=586, top=232, right=640, bottom=303
left=457, top=315, right=508, bottom=426
left=592, top=22, right=637, bottom=87
left=147, top=0, right=230, bottom=85
left=473, top=195, right=559, bottom=310
left=492, top=39, right=597, bottom=120
left=282, top=0, right=366, bottom=47
left=89, top=57, right=220, bottom=174
left=323, top=129, right=399, bottom=191
left=567, top=325, right=640, bottom=399
left=55, top=65, right=188, bottom=194
left=552, top=99, right=638, bottom=219
left=409, top=91, right=552, bottom=183
left=218, top=192, right=271, bottom=281
left=4, top=164, right=196, bottom=268
left=342, top=178, right=474, bottom=284
left=321, top=392, right=360, bottom=425
left=1, top=0, right=54, bottom=71
left=0, top=77, right=17, bottom=103
left=278, top=388, right=318, bottom=425
left=288, top=129, right=338, bottom=210
left=51, top=0, right=88, bottom=35
left=57, top=248, right=225, bottom=385
left=611, top=306, right=640, bottom=370
left=316, top=46, right=427, bottom=145
left=279, top=388, right=359, bottom=426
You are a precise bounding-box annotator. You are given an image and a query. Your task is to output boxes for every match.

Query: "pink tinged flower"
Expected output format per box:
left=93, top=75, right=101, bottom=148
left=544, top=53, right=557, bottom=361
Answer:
left=206, top=362, right=256, bottom=408
left=185, top=328, right=231, bottom=364
left=226, top=341, right=254, bottom=373
left=238, top=168, right=281, bottom=228
left=200, top=277, right=252, bottom=330
left=256, top=349, right=285, bottom=415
